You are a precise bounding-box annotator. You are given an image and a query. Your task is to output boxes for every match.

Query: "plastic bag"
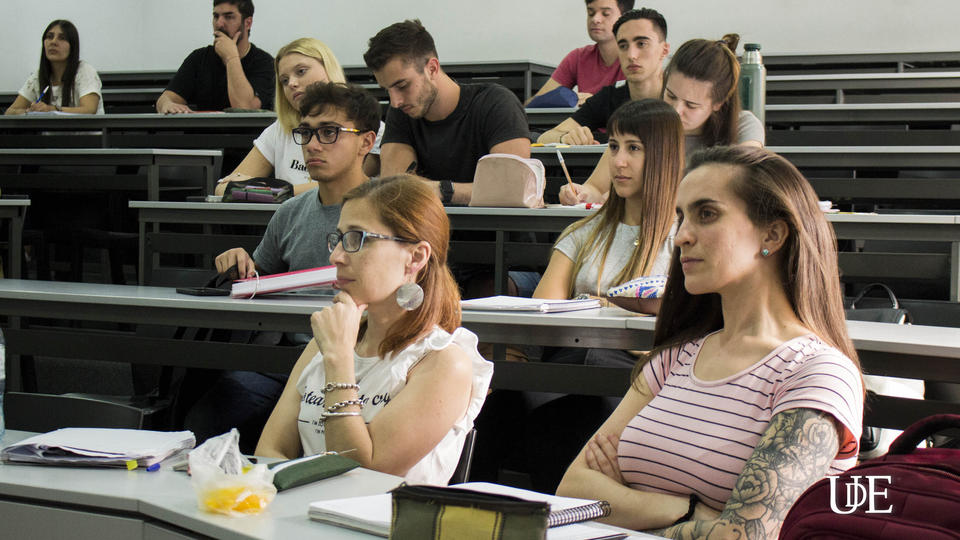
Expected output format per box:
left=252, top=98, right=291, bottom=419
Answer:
left=188, top=429, right=277, bottom=516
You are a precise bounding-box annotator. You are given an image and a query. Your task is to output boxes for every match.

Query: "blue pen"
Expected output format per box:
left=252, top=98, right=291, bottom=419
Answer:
left=35, top=85, right=50, bottom=104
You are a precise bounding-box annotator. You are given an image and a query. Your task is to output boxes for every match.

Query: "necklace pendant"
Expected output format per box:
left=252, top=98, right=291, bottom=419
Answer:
left=633, top=239, right=639, bottom=247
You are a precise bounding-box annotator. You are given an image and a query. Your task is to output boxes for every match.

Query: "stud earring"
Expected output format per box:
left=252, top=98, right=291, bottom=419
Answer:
left=395, top=282, right=424, bottom=311
left=761, top=248, right=771, bottom=257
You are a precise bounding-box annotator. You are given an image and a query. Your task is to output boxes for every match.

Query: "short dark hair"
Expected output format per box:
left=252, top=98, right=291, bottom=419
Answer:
left=298, top=82, right=381, bottom=135
left=214, top=0, right=254, bottom=19
left=585, top=0, right=635, bottom=15
left=363, top=19, right=438, bottom=72
left=612, top=7, right=667, bottom=41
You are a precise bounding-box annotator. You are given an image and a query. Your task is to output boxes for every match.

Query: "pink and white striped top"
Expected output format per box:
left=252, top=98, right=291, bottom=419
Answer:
left=618, top=333, right=863, bottom=510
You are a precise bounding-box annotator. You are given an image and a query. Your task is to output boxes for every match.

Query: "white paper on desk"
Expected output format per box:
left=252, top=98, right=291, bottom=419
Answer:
left=461, top=295, right=601, bottom=313
left=1, top=428, right=195, bottom=467
left=309, top=482, right=628, bottom=539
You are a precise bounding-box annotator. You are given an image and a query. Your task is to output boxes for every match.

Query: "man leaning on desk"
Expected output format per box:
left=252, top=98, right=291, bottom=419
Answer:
left=155, top=0, right=274, bottom=114
left=364, top=19, right=530, bottom=206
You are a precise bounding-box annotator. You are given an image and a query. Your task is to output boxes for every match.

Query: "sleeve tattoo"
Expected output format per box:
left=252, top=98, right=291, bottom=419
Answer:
left=647, top=407, right=841, bottom=540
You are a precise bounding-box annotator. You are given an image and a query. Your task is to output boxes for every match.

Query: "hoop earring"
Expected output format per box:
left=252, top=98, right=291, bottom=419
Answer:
left=761, top=248, right=771, bottom=257
left=395, top=282, right=424, bottom=311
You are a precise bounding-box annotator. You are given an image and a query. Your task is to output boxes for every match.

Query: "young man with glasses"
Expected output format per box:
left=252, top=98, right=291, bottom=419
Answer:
left=194, top=82, right=377, bottom=453
left=215, top=82, right=378, bottom=279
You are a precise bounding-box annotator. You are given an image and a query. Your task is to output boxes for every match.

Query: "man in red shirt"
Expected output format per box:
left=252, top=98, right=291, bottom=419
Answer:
left=526, top=0, right=635, bottom=106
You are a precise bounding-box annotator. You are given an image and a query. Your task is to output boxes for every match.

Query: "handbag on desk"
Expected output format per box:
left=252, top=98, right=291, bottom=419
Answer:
left=221, top=177, right=293, bottom=204
left=844, top=282, right=911, bottom=324
left=469, top=154, right=546, bottom=208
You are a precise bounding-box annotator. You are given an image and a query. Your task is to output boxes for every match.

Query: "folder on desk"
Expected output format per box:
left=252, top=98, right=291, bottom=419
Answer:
left=1, top=428, right=195, bottom=468
left=230, top=265, right=337, bottom=298
left=461, top=295, right=601, bottom=313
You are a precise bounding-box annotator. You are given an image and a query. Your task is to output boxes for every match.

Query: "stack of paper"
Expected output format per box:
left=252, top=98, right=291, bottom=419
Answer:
left=309, top=482, right=618, bottom=539
left=1, top=428, right=195, bottom=468
left=231, top=265, right=337, bottom=298
left=461, top=295, right=601, bottom=313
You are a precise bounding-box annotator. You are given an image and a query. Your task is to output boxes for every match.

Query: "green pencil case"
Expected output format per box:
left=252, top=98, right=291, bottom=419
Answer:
left=267, top=453, right=360, bottom=491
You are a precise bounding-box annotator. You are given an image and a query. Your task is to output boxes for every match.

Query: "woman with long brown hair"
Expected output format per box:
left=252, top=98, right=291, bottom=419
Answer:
left=256, top=175, right=492, bottom=484
left=557, top=146, right=863, bottom=538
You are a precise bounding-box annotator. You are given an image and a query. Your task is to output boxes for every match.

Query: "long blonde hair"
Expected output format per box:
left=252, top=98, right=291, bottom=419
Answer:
left=559, top=99, right=684, bottom=297
left=274, top=38, right=347, bottom=132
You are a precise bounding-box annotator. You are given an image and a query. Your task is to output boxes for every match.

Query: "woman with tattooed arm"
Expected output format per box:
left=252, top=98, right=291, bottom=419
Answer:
left=556, top=146, right=864, bottom=539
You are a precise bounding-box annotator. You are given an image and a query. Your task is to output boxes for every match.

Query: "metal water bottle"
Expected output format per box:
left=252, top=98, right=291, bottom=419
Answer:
left=740, top=43, right=766, bottom=126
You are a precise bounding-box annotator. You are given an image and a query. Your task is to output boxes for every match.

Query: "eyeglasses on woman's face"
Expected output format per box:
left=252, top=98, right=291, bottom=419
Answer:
left=326, top=229, right=417, bottom=253
left=292, top=125, right=362, bottom=145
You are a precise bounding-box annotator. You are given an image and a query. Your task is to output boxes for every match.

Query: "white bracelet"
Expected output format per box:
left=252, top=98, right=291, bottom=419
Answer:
left=322, top=411, right=361, bottom=419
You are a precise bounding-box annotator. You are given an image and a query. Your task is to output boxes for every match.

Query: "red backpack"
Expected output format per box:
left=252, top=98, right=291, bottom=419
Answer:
left=779, top=414, right=960, bottom=539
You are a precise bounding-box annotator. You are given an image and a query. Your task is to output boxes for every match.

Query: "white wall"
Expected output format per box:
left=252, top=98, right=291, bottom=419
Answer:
left=2, top=0, right=959, bottom=93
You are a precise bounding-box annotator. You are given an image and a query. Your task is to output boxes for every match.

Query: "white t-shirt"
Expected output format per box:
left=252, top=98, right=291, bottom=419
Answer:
left=296, top=326, right=493, bottom=485
left=17, top=60, right=104, bottom=114
left=253, top=120, right=386, bottom=185
left=555, top=218, right=675, bottom=296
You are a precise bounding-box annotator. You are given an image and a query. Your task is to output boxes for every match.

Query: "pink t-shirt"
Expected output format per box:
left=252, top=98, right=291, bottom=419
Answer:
left=619, top=333, right=863, bottom=510
left=551, top=44, right=624, bottom=96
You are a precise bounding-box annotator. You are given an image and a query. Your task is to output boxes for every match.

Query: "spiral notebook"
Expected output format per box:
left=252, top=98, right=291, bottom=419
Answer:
left=308, top=481, right=611, bottom=537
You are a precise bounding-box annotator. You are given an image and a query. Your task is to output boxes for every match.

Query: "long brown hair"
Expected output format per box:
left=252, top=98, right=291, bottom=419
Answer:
left=38, top=20, right=80, bottom=107
left=342, top=175, right=460, bottom=358
left=662, top=34, right=742, bottom=147
left=632, top=146, right=861, bottom=386
left=560, top=99, right=684, bottom=297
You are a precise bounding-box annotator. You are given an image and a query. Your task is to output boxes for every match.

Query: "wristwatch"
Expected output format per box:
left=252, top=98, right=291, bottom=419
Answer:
left=439, top=180, right=454, bottom=204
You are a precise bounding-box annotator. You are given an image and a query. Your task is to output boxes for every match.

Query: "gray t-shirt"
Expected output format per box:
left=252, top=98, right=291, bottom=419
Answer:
left=555, top=218, right=675, bottom=296
left=685, top=110, right=765, bottom=158
left=252, top=191, right=341, bottom=275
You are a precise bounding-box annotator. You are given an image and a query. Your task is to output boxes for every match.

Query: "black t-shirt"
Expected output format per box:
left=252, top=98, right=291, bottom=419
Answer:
left=571, top=84, right=631, bottom=143
left=382, top=83, right=529, bottom=182
left=165, top=44, right=275, bottom=111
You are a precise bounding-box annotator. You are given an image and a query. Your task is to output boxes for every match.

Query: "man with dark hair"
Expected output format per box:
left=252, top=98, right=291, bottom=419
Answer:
left=364, top=19, right=530, bottom=205
left=191, top=83, right=378, bottom=452
left=537, top=7, right=669, bottom=145
left=156, top=0, right=274, bottom=113
left=526, top=0, right=635, bottom=106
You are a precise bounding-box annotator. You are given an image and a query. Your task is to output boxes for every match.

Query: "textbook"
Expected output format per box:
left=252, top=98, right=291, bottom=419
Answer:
left=308, top=482, right=615, bottom=539
left=461, top=295, right=602, bottom=313
left=230, top=265, right=337, bottom=298
left=1, top=428, right=195, bottom=468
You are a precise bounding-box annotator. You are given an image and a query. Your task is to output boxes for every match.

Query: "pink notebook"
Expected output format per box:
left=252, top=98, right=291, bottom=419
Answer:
left=230, top=265, right=337, bottom=298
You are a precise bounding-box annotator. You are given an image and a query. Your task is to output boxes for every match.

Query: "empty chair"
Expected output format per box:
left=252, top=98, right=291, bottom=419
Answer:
left=4, top=392, right=145, bottom=432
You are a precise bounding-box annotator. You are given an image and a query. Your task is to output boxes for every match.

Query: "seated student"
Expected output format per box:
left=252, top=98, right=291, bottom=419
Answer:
left=556, top=146, right=864, bottom=538
left=526, top=0, right=634, bottom=107
left=181, top=82, right=378, bottom=453
left=537, top=8, right=668, bottom=145
left=474, top=99, right=683, bottom=492
left=561, top=34, right=766, bottom=205
left=256, top=175, right=493, bottom=485
left=363, top=19, right=530, bottom=205
left=5, top=20, right=104, bottom=115
left=216, top=38, right=384, bottom=196
left=156, top=0, right=274, bottom=114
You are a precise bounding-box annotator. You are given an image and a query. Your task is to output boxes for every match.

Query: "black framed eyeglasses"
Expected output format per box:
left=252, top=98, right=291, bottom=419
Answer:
left=327, top=230, right=418, bottom=253
left=292, top=125, right=362, bottom=145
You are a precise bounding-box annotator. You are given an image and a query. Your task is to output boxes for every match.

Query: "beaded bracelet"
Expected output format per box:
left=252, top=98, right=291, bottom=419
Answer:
left=322, top=382, right=359, bottom=393
left=324, top=399, right=364, bottom=413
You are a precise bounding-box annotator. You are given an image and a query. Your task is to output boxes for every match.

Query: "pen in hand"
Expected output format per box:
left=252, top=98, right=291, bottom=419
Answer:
left=35, top=85, right=50, bottom=104
left=556, top=148, right=576, bottom=192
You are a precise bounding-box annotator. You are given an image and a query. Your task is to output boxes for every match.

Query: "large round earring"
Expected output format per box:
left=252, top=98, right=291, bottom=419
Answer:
left=761, top=248, right=771, bottom=257
left=395, top=282, right=424, bottom=311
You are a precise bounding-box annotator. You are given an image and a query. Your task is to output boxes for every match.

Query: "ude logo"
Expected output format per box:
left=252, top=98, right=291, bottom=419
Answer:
left=828, top=475, right=894, bottom=514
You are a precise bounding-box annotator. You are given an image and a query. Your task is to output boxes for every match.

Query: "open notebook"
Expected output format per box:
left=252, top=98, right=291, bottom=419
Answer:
left=461, top=295, right=601, bottom=313
left=309, top=482, right=617, bottom=539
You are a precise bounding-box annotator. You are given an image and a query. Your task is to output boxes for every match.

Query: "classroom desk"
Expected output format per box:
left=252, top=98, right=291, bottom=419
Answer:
left=525, top=107, right=577, bottom=130
left=767, top=71, right=960, bottom=104
left=0, top=148, right=222, bottom=201
left=766, top=102, right=960, bottom=126
left=2, top=280, right=960, bottom=429
left=0, top=430, right=406, bottom=540
left=0, top=199, right=29, bottom=279
left=764, top=51, right=960, bottom=75
left=131, top=202, right=594, bottom=289
left=0, top=112, right=275, bottom=152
